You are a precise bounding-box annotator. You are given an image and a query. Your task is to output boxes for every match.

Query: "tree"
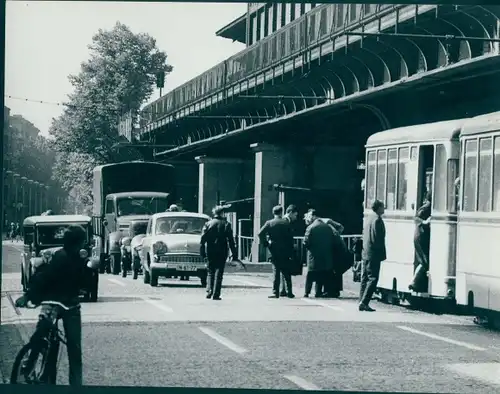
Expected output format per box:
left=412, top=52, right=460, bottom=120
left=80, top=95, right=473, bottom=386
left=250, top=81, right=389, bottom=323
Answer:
left=50, top=22, right=172, bottom=205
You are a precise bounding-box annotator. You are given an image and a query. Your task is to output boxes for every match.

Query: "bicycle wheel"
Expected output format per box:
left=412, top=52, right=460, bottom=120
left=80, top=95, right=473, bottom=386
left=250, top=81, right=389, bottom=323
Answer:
left=10, top=341, right=52, bottom=384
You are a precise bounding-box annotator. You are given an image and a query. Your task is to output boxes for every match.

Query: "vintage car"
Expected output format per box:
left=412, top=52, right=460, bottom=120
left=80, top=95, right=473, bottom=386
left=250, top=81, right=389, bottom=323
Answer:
left=139, top=212, right=210, bottom=287
left=120, top=219, right=149, bottom=279
left=21, top=215, right=100, bottom=302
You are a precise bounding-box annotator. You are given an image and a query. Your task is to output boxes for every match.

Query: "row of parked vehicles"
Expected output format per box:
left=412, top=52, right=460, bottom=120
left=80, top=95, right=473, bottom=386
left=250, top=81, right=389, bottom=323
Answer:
left=20, top=161, right=211, bottom=302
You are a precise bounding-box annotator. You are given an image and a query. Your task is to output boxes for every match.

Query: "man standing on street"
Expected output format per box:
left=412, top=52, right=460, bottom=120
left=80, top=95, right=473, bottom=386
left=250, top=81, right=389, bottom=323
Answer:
left=280, top=204, right=299, bottom=296
left=258, top=205, right=295, bottom=299
left=359, top=199, right=386, bottom=312
left=200, top=206, right=238, bottom=301
left=303, top=209, right=336, bottom=298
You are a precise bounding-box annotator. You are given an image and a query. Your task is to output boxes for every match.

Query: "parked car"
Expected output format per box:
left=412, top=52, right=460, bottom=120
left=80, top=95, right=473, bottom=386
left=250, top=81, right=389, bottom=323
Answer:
left=21, top=215, right=99, bottom=302
left=139, top=212, right=210, bottom=287
left=120, top=219, right=149, bottom=279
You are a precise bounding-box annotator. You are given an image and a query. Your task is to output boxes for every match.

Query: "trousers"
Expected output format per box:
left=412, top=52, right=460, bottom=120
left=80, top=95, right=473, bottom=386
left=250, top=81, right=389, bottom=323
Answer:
left=272, top=262, right=292, bottom=296
left=305, top=270, right=325, bottom=296
left=206, top=259, right=225, bottom=298
left=27, top=304, right=82, bottom=385
left=359, top=260, right=381, bottom=306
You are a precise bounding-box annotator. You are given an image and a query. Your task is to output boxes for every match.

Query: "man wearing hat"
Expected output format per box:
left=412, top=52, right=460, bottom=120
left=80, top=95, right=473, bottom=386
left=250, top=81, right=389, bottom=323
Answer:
left=200, top=206, right=238, bottom=300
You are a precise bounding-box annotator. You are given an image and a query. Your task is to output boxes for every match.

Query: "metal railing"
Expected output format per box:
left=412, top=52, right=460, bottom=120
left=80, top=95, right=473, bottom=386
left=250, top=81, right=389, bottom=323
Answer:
left=238, top=234, right=362, bottom=263
left=140, top=4, right=398, bottom=128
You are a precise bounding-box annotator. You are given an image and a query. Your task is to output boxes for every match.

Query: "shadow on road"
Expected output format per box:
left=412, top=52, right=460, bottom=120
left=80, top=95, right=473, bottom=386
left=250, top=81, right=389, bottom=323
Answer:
left=157, top=283, right=268, bottom=289
left=93, top=296, right=145, bottom=303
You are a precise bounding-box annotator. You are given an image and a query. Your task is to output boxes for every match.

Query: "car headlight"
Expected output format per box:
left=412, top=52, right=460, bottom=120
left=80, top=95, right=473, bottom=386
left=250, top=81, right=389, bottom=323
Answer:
left=152, top=241, right=168, bottom=255
left=121, top=237, right=131, bottom=247
left=41, top=250, right=53, bottom=263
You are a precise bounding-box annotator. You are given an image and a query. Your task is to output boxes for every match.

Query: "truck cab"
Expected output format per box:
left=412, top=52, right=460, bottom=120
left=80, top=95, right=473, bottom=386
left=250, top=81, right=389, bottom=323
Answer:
left=101, top=192, right=171, bottom=275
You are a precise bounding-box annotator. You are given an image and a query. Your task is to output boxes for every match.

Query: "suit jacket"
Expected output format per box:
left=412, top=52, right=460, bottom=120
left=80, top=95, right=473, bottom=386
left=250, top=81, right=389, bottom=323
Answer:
left=200, top=217, right=237, bottom=261
left=258, top=217, right=294, bottom=262
left=362, top=213, right=386, bottom=262
left=304, top=219, right=335, bottom=272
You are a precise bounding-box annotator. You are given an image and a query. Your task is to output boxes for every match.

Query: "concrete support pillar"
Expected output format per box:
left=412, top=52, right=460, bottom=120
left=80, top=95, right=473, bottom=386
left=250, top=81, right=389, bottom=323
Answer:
left=195, top=156, right=245, bottom=216
left=250, top=143, right=307, bottom=262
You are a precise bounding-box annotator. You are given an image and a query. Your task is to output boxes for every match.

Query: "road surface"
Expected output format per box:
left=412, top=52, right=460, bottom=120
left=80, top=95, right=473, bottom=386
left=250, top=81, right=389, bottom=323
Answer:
left=1, top=240, right=500, bottom=391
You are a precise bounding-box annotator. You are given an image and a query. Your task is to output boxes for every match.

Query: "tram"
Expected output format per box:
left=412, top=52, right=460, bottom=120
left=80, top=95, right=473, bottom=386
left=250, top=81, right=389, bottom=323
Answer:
left=363, top=111, right=500, bottom=321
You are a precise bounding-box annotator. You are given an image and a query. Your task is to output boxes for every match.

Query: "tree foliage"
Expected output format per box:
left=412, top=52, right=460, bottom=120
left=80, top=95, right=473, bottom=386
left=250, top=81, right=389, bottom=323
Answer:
left=50, top=22, right=172, bottom=206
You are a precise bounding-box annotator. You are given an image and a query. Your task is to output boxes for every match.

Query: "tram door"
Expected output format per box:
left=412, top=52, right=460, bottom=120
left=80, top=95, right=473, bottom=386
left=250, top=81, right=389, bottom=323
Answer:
left=415, top=145, right=435, bottom=293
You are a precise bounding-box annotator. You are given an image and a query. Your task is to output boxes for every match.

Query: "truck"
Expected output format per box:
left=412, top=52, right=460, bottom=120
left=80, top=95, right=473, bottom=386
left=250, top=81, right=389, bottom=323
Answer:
left=92, top=161, right=176, bottom=275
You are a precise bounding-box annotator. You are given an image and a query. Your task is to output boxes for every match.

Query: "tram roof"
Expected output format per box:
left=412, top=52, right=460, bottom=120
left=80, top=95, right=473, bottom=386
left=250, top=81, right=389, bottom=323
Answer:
left=461, top=111, right=500, bottom=138
left=366, top=119, right=467, bottom=148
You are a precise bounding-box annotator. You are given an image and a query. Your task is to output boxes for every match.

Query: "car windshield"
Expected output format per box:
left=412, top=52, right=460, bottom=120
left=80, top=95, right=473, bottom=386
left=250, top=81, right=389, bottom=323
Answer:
left=130, top=222, right=148, bottom=237
left=117, top=197, right=169, bottom=216
left=155, top=217, right=208, bottom=235
left=37, top=224, right=90, bottom=246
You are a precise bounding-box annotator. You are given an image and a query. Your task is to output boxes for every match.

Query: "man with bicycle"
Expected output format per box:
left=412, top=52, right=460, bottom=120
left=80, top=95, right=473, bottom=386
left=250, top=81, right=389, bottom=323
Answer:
left=15, top=225, right=88, bottom=385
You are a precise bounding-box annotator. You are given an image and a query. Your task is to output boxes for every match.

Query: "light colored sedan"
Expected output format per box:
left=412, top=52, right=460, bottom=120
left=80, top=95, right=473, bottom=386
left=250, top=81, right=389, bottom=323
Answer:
left=139, top=212, right=210, bottom=287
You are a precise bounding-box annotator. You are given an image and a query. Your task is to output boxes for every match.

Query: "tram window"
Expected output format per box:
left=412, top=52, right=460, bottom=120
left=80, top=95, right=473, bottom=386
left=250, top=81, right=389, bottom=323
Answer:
left=447, top=159, right=459, bottom=213
left=386, top=149, right=397, bottom=210
left=433, top=144, right=447, bottom=211
left=463, top=139, right=478, bottom=212
left=397, top=147, right=409, bottom=210
left=366, top=150, right=376, bottom=208
left=493, top=136, right=500, bottom=212
left=478, top=138, right=493, bottom=212
left=376, top=150, right=387, bottom=203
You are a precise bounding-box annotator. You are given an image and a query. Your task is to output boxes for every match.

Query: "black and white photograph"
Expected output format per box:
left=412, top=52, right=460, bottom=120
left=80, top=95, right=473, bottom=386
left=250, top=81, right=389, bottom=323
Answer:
left=2, top=1, right=500, bottom=392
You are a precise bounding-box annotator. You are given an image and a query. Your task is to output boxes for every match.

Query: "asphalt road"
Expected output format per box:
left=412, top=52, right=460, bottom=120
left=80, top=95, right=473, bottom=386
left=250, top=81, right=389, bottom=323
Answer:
left=2, top=240, right=500, bottom=391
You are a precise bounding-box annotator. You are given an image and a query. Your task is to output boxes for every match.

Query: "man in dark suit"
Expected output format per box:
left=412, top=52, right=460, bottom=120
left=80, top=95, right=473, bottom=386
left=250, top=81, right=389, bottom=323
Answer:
left=258, top=205, right=295, bottom=299
left=200, top=206, right=238, bottom=301
left=303, top=209, right=336, bottom=298
left=359, top=199, right=386, bottom=312
left=280, top=204, right=299, bottom=296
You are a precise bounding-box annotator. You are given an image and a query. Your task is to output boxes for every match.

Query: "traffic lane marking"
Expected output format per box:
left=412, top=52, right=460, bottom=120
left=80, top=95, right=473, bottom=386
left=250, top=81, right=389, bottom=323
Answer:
left=397, top=325, right=486, bottom=351
left=139, top=296, right=174, bottom=313
left=107, top=278, right=126, bottom=287
left=301, top=298, right=344, bottom=311
left=445, top=363, right=500, bottom=387
left=283, top=375, right=322, bottom=391
left=198, top=326, right=248, bottom=354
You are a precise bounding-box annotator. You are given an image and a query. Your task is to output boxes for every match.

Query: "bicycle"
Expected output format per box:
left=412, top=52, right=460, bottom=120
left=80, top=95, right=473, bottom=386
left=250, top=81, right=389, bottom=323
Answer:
left=10, top=300, right=81, bottom=385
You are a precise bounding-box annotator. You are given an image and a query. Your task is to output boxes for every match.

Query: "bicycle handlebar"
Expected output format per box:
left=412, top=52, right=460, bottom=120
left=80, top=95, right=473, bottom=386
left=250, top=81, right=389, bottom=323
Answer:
left=25, top=300, right=81, bottom=311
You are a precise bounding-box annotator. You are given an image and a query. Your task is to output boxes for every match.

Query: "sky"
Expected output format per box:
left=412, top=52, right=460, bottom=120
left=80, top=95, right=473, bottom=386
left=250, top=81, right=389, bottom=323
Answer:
left=5, top=1, right=247, bottom=136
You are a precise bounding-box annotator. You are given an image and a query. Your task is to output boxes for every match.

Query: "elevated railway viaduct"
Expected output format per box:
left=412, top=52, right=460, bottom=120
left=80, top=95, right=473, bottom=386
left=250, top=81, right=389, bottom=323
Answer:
left=132, top=4, right=500, bottom=262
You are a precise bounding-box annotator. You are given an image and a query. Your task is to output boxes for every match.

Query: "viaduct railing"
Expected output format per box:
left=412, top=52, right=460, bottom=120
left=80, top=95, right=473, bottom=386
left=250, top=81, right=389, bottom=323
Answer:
left=238, top=234, right=362, bottom=263
left=140, top=4, right=399, bottom=129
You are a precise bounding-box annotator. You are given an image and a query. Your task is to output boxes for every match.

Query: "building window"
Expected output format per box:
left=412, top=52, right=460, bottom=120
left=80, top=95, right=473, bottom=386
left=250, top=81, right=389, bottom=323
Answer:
left=259, top=8, right=266, bottom=39
left=294, top=4, right=301, bottom=20
left=269, top=4, right=275, bottom=34
left=251, top=14, right=258, bottom=45
left=366, top=151, right=376, bottom=208
left=284, top=3, right=292, bottom=25
left=493, top=136, right=500, bottom=211
left=276, top=3, right=282, bottom=30
left=477, top=137, right=493, bottom=212
left=447, top=159, right=459, bottom=213
left=397, top=147, right=409, bottom=210
left=463, top=139, right=478, bottom=212
left=305, top=3, right=312, bottom=13
left=386, top=148, right=397, bottom=210
left=433, top=144, right=447, bottom=211
left=349, top=4, right=358, bottom=23
left=336, top=4, right=345, bottom=28
left=376, top=150, right=387, bottom=203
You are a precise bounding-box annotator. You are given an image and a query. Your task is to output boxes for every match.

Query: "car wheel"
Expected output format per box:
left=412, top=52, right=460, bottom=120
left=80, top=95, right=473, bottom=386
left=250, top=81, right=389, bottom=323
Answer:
left=110, top=253, right=120, bottom=275
left=143, top=269, right=150, bottom=284
left=150, top=271, right=158, bottom=287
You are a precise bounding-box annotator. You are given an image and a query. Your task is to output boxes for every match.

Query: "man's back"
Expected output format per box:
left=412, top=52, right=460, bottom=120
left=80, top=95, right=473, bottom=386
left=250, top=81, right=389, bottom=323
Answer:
left=201, top=217, right=235, bottom=259
left=362, top=214, right=386, bottom=262
left=260, top=217, right=293, bottom=252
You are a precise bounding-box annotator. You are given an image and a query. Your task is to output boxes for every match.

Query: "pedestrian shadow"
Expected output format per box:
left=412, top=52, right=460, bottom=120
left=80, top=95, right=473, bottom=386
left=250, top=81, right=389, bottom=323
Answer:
left=157, top=283, right=269, bottom=289
left=91, top=296, right=144, bottom=303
